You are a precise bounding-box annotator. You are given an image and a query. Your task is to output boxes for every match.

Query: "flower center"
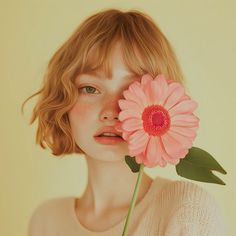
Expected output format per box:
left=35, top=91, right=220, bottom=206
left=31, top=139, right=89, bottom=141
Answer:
left=142, top=105, right=170, bottom=136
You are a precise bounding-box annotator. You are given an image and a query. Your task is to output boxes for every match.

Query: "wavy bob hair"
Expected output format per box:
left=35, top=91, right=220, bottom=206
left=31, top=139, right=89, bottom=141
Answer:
left=22, top=8, right=185, bottom=156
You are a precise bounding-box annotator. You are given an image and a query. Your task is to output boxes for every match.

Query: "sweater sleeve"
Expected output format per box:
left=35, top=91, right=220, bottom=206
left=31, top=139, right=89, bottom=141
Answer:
left=163, top=181, right=227, bottom=236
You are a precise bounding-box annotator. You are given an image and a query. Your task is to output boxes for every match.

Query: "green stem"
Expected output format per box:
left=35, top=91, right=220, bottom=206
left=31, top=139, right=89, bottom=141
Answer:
left=122, top=163, right=145, bottom=236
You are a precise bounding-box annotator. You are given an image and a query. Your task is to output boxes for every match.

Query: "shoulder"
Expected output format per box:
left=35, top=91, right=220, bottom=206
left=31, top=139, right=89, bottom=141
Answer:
left=27, top=196, right=74, bottom=236
left=161, top=179, right=214, bottom=205
left=154, top=177, right=213, bottom=206
left=158, top=180, right=227, bottom=235
left=159, top=179, right=223, bottom=217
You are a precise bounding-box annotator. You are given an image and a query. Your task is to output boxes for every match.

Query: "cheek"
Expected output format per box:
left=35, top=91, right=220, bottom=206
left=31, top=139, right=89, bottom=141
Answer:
left=69, top=102, right=93, bottom=123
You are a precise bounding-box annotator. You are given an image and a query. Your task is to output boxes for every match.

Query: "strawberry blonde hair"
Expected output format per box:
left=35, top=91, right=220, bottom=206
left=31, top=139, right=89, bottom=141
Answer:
left=22, top=8, right=185, bottom=156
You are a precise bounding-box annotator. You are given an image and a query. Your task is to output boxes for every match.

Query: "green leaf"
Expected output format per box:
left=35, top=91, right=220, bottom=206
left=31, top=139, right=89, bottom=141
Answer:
left=176, top=147, right=227, bottom=185
left=125, top=155, right=140, bottom=173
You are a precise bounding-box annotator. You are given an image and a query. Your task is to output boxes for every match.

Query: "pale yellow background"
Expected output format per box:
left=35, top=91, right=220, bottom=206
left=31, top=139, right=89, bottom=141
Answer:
left=1, top=0, right=235, bottom=235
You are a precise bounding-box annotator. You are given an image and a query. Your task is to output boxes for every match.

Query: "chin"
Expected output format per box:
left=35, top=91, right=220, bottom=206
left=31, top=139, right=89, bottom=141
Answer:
left=87, top=151, right=126, bottom=162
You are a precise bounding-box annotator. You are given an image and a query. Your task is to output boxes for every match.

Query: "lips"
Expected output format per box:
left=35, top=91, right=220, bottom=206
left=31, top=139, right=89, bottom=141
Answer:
left=94, top=126, right=124, bottom=145
left=94, top=126, right=123, bottom=138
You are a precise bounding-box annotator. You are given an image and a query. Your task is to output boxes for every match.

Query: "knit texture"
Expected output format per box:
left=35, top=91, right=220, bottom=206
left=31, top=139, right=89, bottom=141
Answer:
left=28, top=176, right=227, bottom=236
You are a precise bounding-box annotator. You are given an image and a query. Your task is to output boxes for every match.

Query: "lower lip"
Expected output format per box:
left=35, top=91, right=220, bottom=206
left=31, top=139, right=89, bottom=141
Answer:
left=94, top=136, right=124, bottom=145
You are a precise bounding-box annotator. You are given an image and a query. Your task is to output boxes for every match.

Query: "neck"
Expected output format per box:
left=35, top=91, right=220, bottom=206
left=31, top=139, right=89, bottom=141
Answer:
left=78, top=156, right=153, bottom=217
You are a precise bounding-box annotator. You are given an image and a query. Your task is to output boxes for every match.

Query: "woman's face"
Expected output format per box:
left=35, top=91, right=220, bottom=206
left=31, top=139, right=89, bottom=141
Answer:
left=68, top=44, right=139, bottom=162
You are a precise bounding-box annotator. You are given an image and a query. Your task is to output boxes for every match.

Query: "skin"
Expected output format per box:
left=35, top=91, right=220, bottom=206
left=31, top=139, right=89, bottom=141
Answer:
left=68, top=43, right=153, bottom=231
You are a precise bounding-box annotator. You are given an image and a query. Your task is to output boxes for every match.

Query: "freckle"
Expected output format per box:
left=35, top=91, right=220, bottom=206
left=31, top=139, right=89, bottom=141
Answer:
left=73, top=103, right=90, bottom=121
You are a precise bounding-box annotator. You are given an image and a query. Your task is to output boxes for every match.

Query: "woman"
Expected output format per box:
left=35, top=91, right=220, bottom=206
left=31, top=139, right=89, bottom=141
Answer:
left=25, top=9, right=226, bottom=235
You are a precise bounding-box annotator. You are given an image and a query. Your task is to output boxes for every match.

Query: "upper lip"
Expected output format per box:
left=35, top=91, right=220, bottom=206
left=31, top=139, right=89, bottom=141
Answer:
left=94, top=126, right=123, bottom=138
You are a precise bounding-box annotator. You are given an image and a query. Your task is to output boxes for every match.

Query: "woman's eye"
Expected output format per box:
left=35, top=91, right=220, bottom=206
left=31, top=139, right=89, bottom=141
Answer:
left=79, top=86, right=99, bottom=94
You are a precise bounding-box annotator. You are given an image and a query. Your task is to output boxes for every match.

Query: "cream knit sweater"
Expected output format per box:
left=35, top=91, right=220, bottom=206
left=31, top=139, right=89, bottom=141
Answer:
left=28, top=176, right=227, bottom=236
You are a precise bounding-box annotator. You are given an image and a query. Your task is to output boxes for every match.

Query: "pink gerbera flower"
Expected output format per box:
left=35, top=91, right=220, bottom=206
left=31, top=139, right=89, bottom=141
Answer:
left=118, top=74, right=199, bottom=168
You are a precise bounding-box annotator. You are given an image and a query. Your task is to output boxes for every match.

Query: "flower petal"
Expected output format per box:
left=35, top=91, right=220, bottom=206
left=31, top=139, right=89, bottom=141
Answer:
left=122, top=131, right=132, bottom=141
left=114, top=122, right=122, bottom=132
left=145, top=136, right=165, bottom=167
left=169, top=125, right=197, bottom=138
left=160, top=137, right=188, bottom=164
left=164, top=86, right=185, bottom=110
left=162, top=149, right=180, bottom=164
left=116, top=122, right=133, bottom=140
left=141, top=74, right=153, bottom=87
left=118, top=99, right=143, bottom=112
left=168, top=100, right=198, bottom=117
left=129, top=82, right=148, bottom=107
left=143, top=81, right=159, bottom=105
left=122, top=118, right=143, bottom=131
left=119, top=109, right=141, bottom=121
left=150, top=81, right=161, bottom=104
left=171, top=114, right=199, bottom=123
left=161, top=132, right=188, bottom=158
left=135, top=154, right=144, bottom=164
left=180, top=94, right=190, bottom=102
left=171, top=120, right=199, bottom=128
left=156, top=137, right=167, bottom=167
left=167, top=130, right=193, bottom=149
left=152, top=75, right=169, bottom=105
left=129, top=146, right=145, bottom=156
left=129, top=129, right=149, bottom=145
left=165, top=82, right=180, bottom=95
left=123, top=90, right=144, bottom=108
left=167, top=79, right=175, bottom=84
left=128, top=130, right=149, bottom=155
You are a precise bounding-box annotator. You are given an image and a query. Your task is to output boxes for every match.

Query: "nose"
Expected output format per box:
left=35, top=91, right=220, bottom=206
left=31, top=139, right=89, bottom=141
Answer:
left=100, top=99, right=120, bottom=122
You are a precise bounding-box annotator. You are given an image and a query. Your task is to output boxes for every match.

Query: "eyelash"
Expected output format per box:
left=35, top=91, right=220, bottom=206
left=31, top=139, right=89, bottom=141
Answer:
left=78, top=86, right=100, bottom=94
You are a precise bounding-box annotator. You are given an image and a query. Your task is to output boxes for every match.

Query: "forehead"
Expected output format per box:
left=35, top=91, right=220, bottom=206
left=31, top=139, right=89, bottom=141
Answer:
left=85, top=69, right=136, bottom=79
left=75, top=69, right=139, bottom=84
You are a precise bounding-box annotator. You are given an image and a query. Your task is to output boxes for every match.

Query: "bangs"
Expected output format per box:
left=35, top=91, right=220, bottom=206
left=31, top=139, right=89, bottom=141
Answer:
left=80, top=36, right=121, bottom=78
left=70, top=9, right=183, bottom=83
left=78, top=11, right=169, bottom=79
